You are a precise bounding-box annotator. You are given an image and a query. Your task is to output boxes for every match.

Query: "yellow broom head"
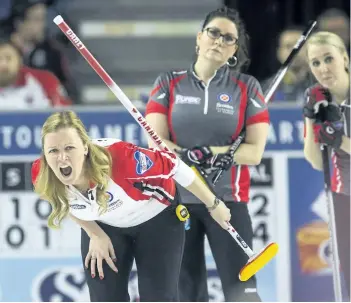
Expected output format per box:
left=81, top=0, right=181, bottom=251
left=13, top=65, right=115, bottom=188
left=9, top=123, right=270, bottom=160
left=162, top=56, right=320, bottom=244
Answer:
left=192, top=165, right=278, bottom=282
left=239, top=242, right=279, bottom=282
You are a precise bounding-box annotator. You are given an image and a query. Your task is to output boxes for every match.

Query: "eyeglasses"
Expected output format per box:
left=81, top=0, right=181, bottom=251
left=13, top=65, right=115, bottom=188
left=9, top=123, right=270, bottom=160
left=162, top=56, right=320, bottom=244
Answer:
left=204, top=27, right=238, bottom=46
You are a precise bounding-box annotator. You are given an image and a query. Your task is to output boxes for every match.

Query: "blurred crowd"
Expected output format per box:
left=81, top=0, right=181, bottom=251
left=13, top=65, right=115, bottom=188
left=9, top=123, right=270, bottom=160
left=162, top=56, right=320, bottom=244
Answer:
left=0, top=0, right=349, bottom=109
left=0, top=0, right=77, bottom=108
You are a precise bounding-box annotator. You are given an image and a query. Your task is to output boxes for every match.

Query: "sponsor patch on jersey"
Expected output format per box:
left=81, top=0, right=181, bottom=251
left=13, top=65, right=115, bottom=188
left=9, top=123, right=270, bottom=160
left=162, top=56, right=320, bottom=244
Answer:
left=217, top=93, right=231, bottom=103
left=106, top=191, right=114, bottom=202
left=108, top=199, right=123, bottom=211
left=134, top=151, right=154, bottom=175
left=216, top=102, right=234, bottom=115
left=175, top=94, right=201, bottom=105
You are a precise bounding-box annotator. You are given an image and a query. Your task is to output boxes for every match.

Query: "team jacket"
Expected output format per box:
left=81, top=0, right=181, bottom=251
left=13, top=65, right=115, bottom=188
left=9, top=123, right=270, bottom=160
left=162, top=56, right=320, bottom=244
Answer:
left=304, top=85, right=350, bottom=196
left=0, top=66, right=71, bottom=109
left=31, top=139, right=193, bottom=228
left=146, top=64, right=270, bottom=203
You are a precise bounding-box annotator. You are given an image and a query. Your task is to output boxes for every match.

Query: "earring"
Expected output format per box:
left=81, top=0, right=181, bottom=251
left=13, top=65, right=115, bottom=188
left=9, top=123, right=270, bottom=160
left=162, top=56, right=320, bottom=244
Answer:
left=195, top=45, right=199, bottom=55
left=227, top=55, right=238, bottom=67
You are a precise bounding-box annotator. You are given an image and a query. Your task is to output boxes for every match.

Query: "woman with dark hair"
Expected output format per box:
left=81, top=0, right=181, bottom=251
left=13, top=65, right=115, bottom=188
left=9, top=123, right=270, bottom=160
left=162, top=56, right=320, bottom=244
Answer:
left=146, top=7, right=269, bottom=302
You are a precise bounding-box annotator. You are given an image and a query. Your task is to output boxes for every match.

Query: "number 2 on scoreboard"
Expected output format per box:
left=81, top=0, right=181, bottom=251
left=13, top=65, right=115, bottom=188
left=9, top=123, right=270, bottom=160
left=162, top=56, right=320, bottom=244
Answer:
left=251, top=193, right=270, bottom=245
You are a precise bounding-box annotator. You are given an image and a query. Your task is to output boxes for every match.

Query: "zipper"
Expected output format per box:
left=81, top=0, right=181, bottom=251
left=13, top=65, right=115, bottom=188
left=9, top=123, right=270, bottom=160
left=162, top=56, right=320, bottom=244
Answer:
left=204, top=86, right=209, bottom=115
left=203, top=72, right=216, bottom=115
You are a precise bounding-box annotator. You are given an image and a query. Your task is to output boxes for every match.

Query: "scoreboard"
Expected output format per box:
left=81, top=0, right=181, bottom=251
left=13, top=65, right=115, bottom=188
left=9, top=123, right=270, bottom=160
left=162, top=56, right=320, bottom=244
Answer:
left=0, top=158, right=81, bottom=258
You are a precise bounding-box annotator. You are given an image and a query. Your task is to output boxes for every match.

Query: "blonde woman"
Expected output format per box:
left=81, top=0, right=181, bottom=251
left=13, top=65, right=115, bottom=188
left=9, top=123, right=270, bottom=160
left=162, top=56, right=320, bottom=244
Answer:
left=303, top=31, right=350, bottom=297
left=31, top=110, right=231, bottom=302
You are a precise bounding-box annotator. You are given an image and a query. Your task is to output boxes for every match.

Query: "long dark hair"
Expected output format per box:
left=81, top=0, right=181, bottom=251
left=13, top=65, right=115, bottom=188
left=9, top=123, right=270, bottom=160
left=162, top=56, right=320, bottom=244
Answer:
left=200, top=6, right=251, bottom=72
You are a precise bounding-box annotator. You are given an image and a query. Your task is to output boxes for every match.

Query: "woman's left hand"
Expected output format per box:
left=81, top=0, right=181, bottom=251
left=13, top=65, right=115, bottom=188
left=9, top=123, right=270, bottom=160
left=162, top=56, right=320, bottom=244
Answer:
left=318, top=121, right=344, bottom=149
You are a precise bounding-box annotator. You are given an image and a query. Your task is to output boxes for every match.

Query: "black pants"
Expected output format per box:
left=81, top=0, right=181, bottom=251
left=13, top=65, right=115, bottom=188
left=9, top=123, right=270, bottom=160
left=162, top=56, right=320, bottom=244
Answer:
left=81, top=205, right=185, bottom=302
left=333, top=192, right=350, bottom=298
left=179, top=202, right=260, bottom=302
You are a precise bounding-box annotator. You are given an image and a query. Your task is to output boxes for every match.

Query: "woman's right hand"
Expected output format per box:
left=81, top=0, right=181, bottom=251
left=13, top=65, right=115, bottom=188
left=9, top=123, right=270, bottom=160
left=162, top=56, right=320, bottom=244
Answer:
left=209, top=200, right=231, bottom=229
left=84, top=233, right=118, bottom=279
left=303, top=87, right=330, bottom=120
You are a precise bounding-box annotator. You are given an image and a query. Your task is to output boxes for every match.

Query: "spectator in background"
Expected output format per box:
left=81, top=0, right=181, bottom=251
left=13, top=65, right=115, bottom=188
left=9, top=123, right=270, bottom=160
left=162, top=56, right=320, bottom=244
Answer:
left=8, top=0, right=78, bottom=102
left=0, top=0, right=11, bottom=20
left=317, top=8, right=350, bottom=52
left=261, top=26, right=310, bottom=105
left=0, top=33, right=71, bottom=109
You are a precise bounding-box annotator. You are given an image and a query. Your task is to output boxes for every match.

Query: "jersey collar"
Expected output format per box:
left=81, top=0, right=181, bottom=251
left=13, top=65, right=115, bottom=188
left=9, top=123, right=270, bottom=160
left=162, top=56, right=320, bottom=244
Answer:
left=189, top=62, right=229, bottom=83
left=67, top=183, right=98, bottom=204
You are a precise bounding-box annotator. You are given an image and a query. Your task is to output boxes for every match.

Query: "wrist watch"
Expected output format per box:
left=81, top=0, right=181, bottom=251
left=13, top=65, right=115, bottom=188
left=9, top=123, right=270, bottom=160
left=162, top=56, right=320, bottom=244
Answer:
left=207, top=197, right=221, bottom=211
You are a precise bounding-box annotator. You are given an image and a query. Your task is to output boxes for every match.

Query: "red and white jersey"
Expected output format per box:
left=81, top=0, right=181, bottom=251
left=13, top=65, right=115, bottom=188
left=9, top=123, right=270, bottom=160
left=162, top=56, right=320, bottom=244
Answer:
left=304, top=85, right=350, bottom=195
left=31, top=139, right=191, bottom=227
left=0, top=66, right=71, bottom=109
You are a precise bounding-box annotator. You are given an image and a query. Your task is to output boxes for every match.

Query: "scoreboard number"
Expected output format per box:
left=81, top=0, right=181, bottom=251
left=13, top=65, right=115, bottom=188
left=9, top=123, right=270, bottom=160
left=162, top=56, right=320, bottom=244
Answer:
left=251, top=193, right=270, bottom=245
left=0, top=193, right=81, bottom=257
left=0, top=161, right=81, bottom=257
left=1, top=194, right=52, bottom=252
left=248, top=158, right=275, bottom=250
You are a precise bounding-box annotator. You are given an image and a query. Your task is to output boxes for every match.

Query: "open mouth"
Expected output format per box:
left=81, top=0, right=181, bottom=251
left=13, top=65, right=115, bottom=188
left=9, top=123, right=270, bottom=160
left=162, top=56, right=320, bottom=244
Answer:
left=60, top=166, right=72, bottom=177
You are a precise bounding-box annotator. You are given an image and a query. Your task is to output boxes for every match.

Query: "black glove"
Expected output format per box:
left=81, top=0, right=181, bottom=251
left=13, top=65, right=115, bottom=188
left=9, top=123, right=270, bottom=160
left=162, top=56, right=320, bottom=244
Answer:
left=318, top=121, right=344, bottom=149
left=210, top=152, right=235, bottom=171
left=318, top=103, right=343, bottom=123
left=177, top=146, right=213, bottom=166
left=303, top=87, right=330, bottom=120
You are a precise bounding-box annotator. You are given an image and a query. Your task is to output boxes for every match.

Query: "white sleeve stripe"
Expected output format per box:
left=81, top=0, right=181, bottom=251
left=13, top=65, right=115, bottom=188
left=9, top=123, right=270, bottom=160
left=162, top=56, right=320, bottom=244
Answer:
left=142, top=184, right=174, bottom=200
left=142, top=191, right=165, bottom=201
